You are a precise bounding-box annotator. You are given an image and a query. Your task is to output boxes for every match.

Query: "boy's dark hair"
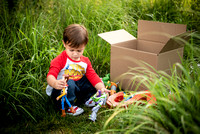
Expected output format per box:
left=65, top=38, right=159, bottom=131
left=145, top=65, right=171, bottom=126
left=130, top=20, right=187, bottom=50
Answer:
left=63, top=24, right=88, bottom=48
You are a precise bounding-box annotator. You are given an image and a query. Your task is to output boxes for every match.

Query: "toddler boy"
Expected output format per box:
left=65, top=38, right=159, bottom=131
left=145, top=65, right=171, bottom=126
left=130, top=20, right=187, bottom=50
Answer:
left=46, top=24, right=109, bottom=116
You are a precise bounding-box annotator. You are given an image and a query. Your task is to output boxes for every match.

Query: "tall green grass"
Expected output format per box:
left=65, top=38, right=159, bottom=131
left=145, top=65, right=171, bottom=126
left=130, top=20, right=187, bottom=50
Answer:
left=0, top=0, right=199, bottom=133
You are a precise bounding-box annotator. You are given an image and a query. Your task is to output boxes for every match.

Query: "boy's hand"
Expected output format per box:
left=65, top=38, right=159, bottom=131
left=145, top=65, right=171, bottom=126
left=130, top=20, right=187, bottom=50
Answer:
left=100, top=87, right=110, bottom=93
left=53, top=79, right=66, bottom=90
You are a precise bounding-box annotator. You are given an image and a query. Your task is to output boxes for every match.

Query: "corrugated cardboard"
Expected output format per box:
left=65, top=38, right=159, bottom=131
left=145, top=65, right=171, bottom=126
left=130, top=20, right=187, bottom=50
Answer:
left=98, top=20, right=188, bottom=91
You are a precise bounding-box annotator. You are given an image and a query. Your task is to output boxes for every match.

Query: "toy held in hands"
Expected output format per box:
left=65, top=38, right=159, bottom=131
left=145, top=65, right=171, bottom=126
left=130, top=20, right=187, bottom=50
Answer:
left=56, top=75, right=75, bottom=117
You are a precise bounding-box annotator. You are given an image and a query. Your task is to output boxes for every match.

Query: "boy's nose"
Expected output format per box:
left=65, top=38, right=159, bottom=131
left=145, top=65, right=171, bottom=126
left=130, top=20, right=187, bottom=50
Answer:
left=73, top=52, right=78, bottom=56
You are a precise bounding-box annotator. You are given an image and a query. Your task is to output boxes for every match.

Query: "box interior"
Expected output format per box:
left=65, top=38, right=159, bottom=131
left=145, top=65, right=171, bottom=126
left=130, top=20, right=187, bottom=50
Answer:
left=98, top=20, right=187, bottom=55
left=114, top=39, right=165, bottom=55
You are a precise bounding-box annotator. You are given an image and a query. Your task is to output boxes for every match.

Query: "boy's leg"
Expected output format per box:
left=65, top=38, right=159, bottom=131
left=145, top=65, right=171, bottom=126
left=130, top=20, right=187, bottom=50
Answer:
left=67, top=79, right=79, bottom=106
left=75, top=75, right=97, bottom=105
left=66, top=79, right=84, bottom=116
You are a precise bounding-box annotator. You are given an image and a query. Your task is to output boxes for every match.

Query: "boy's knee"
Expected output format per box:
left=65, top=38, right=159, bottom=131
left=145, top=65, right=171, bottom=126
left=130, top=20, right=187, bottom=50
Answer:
left=67, top=80, right=76, bottom=89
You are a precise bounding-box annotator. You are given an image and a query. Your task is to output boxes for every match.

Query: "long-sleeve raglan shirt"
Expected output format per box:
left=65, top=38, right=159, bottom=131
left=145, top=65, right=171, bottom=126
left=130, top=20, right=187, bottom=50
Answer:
left=46, top=51, right=102, bottom=96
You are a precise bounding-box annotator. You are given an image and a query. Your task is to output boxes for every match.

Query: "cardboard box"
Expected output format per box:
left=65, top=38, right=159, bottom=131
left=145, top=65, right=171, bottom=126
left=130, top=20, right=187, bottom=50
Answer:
left=98, top=20, right=188, bottom=91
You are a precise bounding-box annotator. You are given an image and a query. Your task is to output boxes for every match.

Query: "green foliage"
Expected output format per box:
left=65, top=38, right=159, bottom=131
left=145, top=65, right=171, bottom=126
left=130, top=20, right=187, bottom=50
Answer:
left=124, top=0, right=200, bottom=31
left=0, top=0, right=199, bottom=133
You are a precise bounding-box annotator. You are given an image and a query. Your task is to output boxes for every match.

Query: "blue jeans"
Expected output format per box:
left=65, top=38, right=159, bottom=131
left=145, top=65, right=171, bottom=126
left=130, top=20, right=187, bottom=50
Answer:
left=51, top=75, right=97, bottom=110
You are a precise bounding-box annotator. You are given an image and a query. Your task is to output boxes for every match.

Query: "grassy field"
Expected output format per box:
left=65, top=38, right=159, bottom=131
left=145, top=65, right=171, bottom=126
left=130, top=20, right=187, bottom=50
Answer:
left=0, top=0, right=200, bottom=133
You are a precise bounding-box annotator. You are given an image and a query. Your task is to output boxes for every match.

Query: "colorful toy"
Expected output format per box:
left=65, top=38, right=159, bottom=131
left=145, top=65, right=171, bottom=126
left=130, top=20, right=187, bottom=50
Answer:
left=86, top=90, right=108, bottom=121
left=109, top=82, right=119, bottom=95
left=102, top=73, right=110, bottom=85
left=101, top=73, right=119, bottom=95
left=56, top=76, right=75, bottom=117
left=106, top=90, right=156, bottom=108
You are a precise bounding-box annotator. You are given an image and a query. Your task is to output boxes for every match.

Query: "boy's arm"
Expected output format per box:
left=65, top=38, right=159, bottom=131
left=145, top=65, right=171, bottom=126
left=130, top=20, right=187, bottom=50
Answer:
left=84, top=57, right=110, bottom=93
left=47, top=75, right=66, bottom=90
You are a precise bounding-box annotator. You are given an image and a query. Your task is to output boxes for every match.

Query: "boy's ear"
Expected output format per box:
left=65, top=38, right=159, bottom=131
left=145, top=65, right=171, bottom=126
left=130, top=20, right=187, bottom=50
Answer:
left=62, top=40, right=66, bottom=47
left=63, top=40, right=70, bottom=47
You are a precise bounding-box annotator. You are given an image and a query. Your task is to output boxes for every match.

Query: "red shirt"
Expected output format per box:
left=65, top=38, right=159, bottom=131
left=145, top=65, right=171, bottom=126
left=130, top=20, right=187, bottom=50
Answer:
left=46, top=51, right=101, bottom=96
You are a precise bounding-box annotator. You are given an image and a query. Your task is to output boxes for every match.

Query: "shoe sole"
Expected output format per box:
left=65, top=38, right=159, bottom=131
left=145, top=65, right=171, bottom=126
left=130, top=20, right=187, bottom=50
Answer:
left=67, top=109, right=84, bottom=116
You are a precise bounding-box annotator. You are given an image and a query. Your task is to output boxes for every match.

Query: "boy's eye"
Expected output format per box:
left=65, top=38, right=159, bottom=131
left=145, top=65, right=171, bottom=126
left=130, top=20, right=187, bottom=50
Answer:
left=77, top=50, right=82, bottom=52
left=70, top=50, right=74, bottom=52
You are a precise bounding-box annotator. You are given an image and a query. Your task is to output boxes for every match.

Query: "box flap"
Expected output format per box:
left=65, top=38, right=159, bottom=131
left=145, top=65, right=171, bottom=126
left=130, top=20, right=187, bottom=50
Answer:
left=98, top=29, right=136, bottom=45
left=138, top=20, right=187, bottom=44
left=159, top=31, right=191, bottom=53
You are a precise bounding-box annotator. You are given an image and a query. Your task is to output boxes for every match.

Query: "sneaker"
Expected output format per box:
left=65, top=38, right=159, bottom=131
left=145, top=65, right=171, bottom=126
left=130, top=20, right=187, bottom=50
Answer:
left=67, top=106, right=84, bottom=116
left=85, top=99, right=95, bottom=107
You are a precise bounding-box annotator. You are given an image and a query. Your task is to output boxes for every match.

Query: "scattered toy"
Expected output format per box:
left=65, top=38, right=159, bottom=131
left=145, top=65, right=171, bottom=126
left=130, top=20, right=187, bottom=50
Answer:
left=86, top=90, right=108, bottom=121
left=106, top=90, right=156, bottom=108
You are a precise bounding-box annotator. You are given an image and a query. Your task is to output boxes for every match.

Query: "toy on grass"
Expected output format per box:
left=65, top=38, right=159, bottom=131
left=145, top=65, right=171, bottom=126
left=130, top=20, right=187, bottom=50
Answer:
left=102, top=74, right=119, bottom=94
left=109, top=82, right=119, bottom=95
left=56, top=75, right=75, bottom=117
left=86, top=90, right=108, bottom=121
left=102, top=73, right=110, bottom=86
left=106, top=90, right=156, bottom=108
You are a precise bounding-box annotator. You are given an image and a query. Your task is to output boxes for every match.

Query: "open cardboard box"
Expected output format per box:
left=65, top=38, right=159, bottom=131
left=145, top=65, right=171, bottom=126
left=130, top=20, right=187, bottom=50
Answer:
left=98, top=20, right=188, bottom=91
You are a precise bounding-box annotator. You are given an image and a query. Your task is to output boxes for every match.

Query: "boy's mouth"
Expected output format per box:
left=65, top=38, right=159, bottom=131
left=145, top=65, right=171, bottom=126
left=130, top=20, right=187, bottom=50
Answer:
left=72, top=57, right=79, bottom=60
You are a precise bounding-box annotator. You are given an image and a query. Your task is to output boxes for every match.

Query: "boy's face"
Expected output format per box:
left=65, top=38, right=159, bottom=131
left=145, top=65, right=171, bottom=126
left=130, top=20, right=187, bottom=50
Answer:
left=63, top=41, right=85, bottom=61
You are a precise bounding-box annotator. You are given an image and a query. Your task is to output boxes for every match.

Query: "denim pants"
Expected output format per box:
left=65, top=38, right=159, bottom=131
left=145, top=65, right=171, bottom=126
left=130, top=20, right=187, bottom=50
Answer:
left=51, top=75, right=97, bottom=110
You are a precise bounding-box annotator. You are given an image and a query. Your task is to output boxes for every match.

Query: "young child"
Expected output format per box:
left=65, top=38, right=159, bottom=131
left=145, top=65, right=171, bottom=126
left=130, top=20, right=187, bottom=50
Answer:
left=46, top=24, right=109, bottom=116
